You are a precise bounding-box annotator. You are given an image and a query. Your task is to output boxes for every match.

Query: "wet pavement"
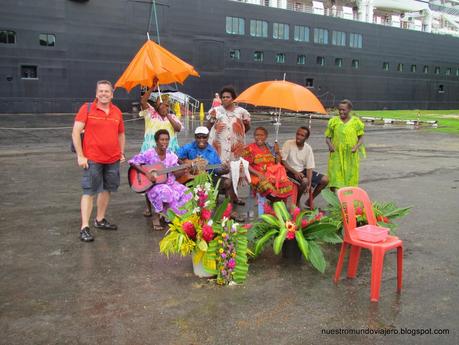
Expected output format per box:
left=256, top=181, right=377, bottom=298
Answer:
left=0, top=114, right=458, bottom=345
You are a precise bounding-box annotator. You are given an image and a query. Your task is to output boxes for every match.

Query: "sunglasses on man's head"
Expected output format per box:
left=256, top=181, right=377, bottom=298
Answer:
left=195, top=135, right=208, bottom=139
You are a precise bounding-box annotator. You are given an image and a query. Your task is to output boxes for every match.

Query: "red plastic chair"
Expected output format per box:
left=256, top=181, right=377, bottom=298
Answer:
left=334, top=187, right=403, bottom=302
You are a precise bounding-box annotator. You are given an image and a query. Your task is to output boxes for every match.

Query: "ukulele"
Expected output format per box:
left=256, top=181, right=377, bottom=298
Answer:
left=128, top=158, right=221, bottom=193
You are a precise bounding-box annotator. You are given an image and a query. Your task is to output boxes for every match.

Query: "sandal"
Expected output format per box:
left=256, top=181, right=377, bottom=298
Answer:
left=151, top=215, right=164, bottom=231
left=143, top=209, right=152, bottom=217
left=230, top=211, right=246, bottom=223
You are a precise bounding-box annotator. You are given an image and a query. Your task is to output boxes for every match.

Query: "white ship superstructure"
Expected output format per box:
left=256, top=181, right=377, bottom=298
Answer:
left=233, top=0, right=459, bottom=37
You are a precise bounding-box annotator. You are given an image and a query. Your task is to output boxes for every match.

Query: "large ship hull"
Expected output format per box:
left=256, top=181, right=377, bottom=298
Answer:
left=1, top=0, right=458, bottom=113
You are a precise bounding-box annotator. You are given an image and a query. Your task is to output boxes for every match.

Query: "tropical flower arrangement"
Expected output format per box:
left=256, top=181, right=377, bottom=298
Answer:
left=248, top=201, right=341, bottom=273
left=321, top=189, right=411, bottom=234
left=159, top=173, right=249, bottom=285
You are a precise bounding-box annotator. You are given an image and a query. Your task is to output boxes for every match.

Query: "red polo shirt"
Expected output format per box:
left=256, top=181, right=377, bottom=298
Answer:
left=75, top=100, right=125, bottom=164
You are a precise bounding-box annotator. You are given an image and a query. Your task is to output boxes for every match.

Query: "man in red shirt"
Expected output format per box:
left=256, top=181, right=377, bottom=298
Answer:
left=72, top=80, right=126, bottom=242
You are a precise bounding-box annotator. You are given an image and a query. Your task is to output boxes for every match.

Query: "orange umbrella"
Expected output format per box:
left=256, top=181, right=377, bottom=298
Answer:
left=235, top=80, right=326, bottom=114
left=115, top=40, right=199, bottom=92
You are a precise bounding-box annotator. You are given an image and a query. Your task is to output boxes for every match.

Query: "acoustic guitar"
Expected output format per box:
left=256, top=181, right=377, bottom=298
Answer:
left=128, top=158, right=222, bottom=193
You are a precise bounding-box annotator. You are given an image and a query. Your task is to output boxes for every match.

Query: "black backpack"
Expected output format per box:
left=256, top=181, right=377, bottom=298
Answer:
left=70, top=102, right=91, bottom=153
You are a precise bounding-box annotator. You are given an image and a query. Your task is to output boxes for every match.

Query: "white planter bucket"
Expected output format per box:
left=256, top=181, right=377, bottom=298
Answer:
left=191, top=252, right=214, bottom=278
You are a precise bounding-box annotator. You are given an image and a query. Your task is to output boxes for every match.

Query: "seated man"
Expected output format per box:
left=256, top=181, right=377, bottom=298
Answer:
left=281, top=126, right=328, bottom=207
left=177, top=126, right=229, bottom=183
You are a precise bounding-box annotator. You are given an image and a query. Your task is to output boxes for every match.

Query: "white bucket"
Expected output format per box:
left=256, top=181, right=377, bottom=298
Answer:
left=191, top=252, right=214, bottom=278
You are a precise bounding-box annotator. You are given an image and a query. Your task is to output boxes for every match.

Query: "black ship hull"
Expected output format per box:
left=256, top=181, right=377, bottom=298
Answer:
left=1, top=0, right=459, bottom=113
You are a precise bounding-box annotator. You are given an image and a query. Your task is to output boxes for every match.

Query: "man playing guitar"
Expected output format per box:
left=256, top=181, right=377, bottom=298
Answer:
left=177, top=126, right=229, bottom=184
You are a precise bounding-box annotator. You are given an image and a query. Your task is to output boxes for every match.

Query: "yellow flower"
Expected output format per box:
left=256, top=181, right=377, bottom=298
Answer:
left=222, top=233, right=227, bottom=238
left=219, top=248, right=224, bottom=254
left=286, top=220, right=296, bottom=232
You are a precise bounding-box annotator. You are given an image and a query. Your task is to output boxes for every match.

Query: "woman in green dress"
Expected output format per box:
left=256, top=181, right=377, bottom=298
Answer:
left=325, top=99, right=365, bottom=190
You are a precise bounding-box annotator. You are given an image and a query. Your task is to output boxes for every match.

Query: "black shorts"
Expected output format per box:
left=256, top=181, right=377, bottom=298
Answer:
left=81, top=160, right=120, bottom=195
left=287, top=170, right=324, bottom=188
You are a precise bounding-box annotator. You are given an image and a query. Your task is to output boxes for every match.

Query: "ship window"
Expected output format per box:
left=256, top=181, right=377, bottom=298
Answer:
left=352, top=59, right=360, bottom=69
left=306, top=78, right=314, bottom=88
left=349, top=33, right=363, bottom=48
left=438, top=85, right=444, bottom=93
left=230, top=49, right=240, bottom=60
left=273, top=23, right=289, bottom=40
left=397, top=63, right=403, bottom=72
left=332, top=31, right=346, bottom=46
left=423, top=65, right=429, bottom=74
left=275, top=53, right=285, bottom=63
left=383, top=62, right=389, bottom=71
left=456, top=68, right=459, bottom=77
left=445, top=67, right=452, bottom=76
left=294, top=25, right=309, bottom=42
left=39, top=33, right=55, bottom=47
left=226, top=16, right=245, bottom=35
left=411, top=64, right=416, bottom=73
left=316, top=56, right=325, bottom=66
left=21, top=65, right=38, bottom=79
left=0, top=30, right=16, bottom=44
left=253, top=51, right=264, bottom=62
left=250, top=20, right=268, bottom=38
left=434, top=66, right=440, bottom=74
left=335, top=58, right=343, bottom=67
left=297, top=55, right=306, bottom=64
left=314, top=28, right=328, bottom=45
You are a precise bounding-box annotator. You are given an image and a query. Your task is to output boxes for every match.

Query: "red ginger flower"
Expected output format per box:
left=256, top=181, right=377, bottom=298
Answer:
left=202, top=224, right=214, bottom=242
left=223, top=203, right=232, bottom=218
left=201, top=209, right=211, bottom=221
left=292, top=207, right=301, bottom=221
left=182, top=221, right=196, bottom=239
left=301, top=219, right=309, bottom=228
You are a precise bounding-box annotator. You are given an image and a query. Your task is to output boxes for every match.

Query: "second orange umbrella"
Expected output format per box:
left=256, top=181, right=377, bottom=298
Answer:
left=235, top=80, right=326, bottom=114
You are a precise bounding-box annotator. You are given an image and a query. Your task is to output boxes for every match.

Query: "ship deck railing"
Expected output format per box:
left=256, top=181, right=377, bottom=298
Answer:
left=229, top=0, right=459, bottom=37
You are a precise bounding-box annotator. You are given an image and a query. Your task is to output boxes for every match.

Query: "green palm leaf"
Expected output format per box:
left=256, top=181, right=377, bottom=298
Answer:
left=254, top=230, right=277, bottom=256
left=308, top=241, right=326, bottom=273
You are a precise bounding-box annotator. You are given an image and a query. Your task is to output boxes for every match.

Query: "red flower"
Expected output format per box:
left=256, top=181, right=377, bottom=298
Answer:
left=243, top=224, right=252, bottom=229
left=383, top=216, right=389, bottom=223
left=202, top=224, right=214, bottom=242
left=223, top=203, right=233, bottom=218
left=355, top=207, right=363, bottom=216
left=182, top=221, right=196, bottom=239
left=301, top=219, right=309, bottom=228
left=201, top=209, right=211, bottom=221
left=263, top=203, right=275, bottom=216
left=292, top=207, right=301, bottom=221
left=377, top=215, right=383, bottom=222
left=286, top=231, right=295, bottom=240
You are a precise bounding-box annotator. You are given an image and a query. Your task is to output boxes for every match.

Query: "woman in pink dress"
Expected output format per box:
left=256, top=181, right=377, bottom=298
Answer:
left=129, top=129, right=191, bottom=230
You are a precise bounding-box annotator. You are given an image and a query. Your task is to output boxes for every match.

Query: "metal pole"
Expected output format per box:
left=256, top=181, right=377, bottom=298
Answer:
left=152, top=0, right=161, bottom=44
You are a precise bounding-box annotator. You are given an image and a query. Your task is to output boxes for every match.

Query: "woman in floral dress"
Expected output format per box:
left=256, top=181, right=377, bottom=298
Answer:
left=243, top=127, right=293, bottom=200
left=207, top=86, right=251, bottom=208
left=129, top=129, right=191, bottom=230
left=140, top=83, right=182, bottom=153
left=325, top=99, right=365, bottom=190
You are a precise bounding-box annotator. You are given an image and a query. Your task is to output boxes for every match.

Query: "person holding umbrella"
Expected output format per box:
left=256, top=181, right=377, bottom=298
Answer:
left=139, top=78, right=182, bottom=154
left=325, top=99, right=365, bottom=190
